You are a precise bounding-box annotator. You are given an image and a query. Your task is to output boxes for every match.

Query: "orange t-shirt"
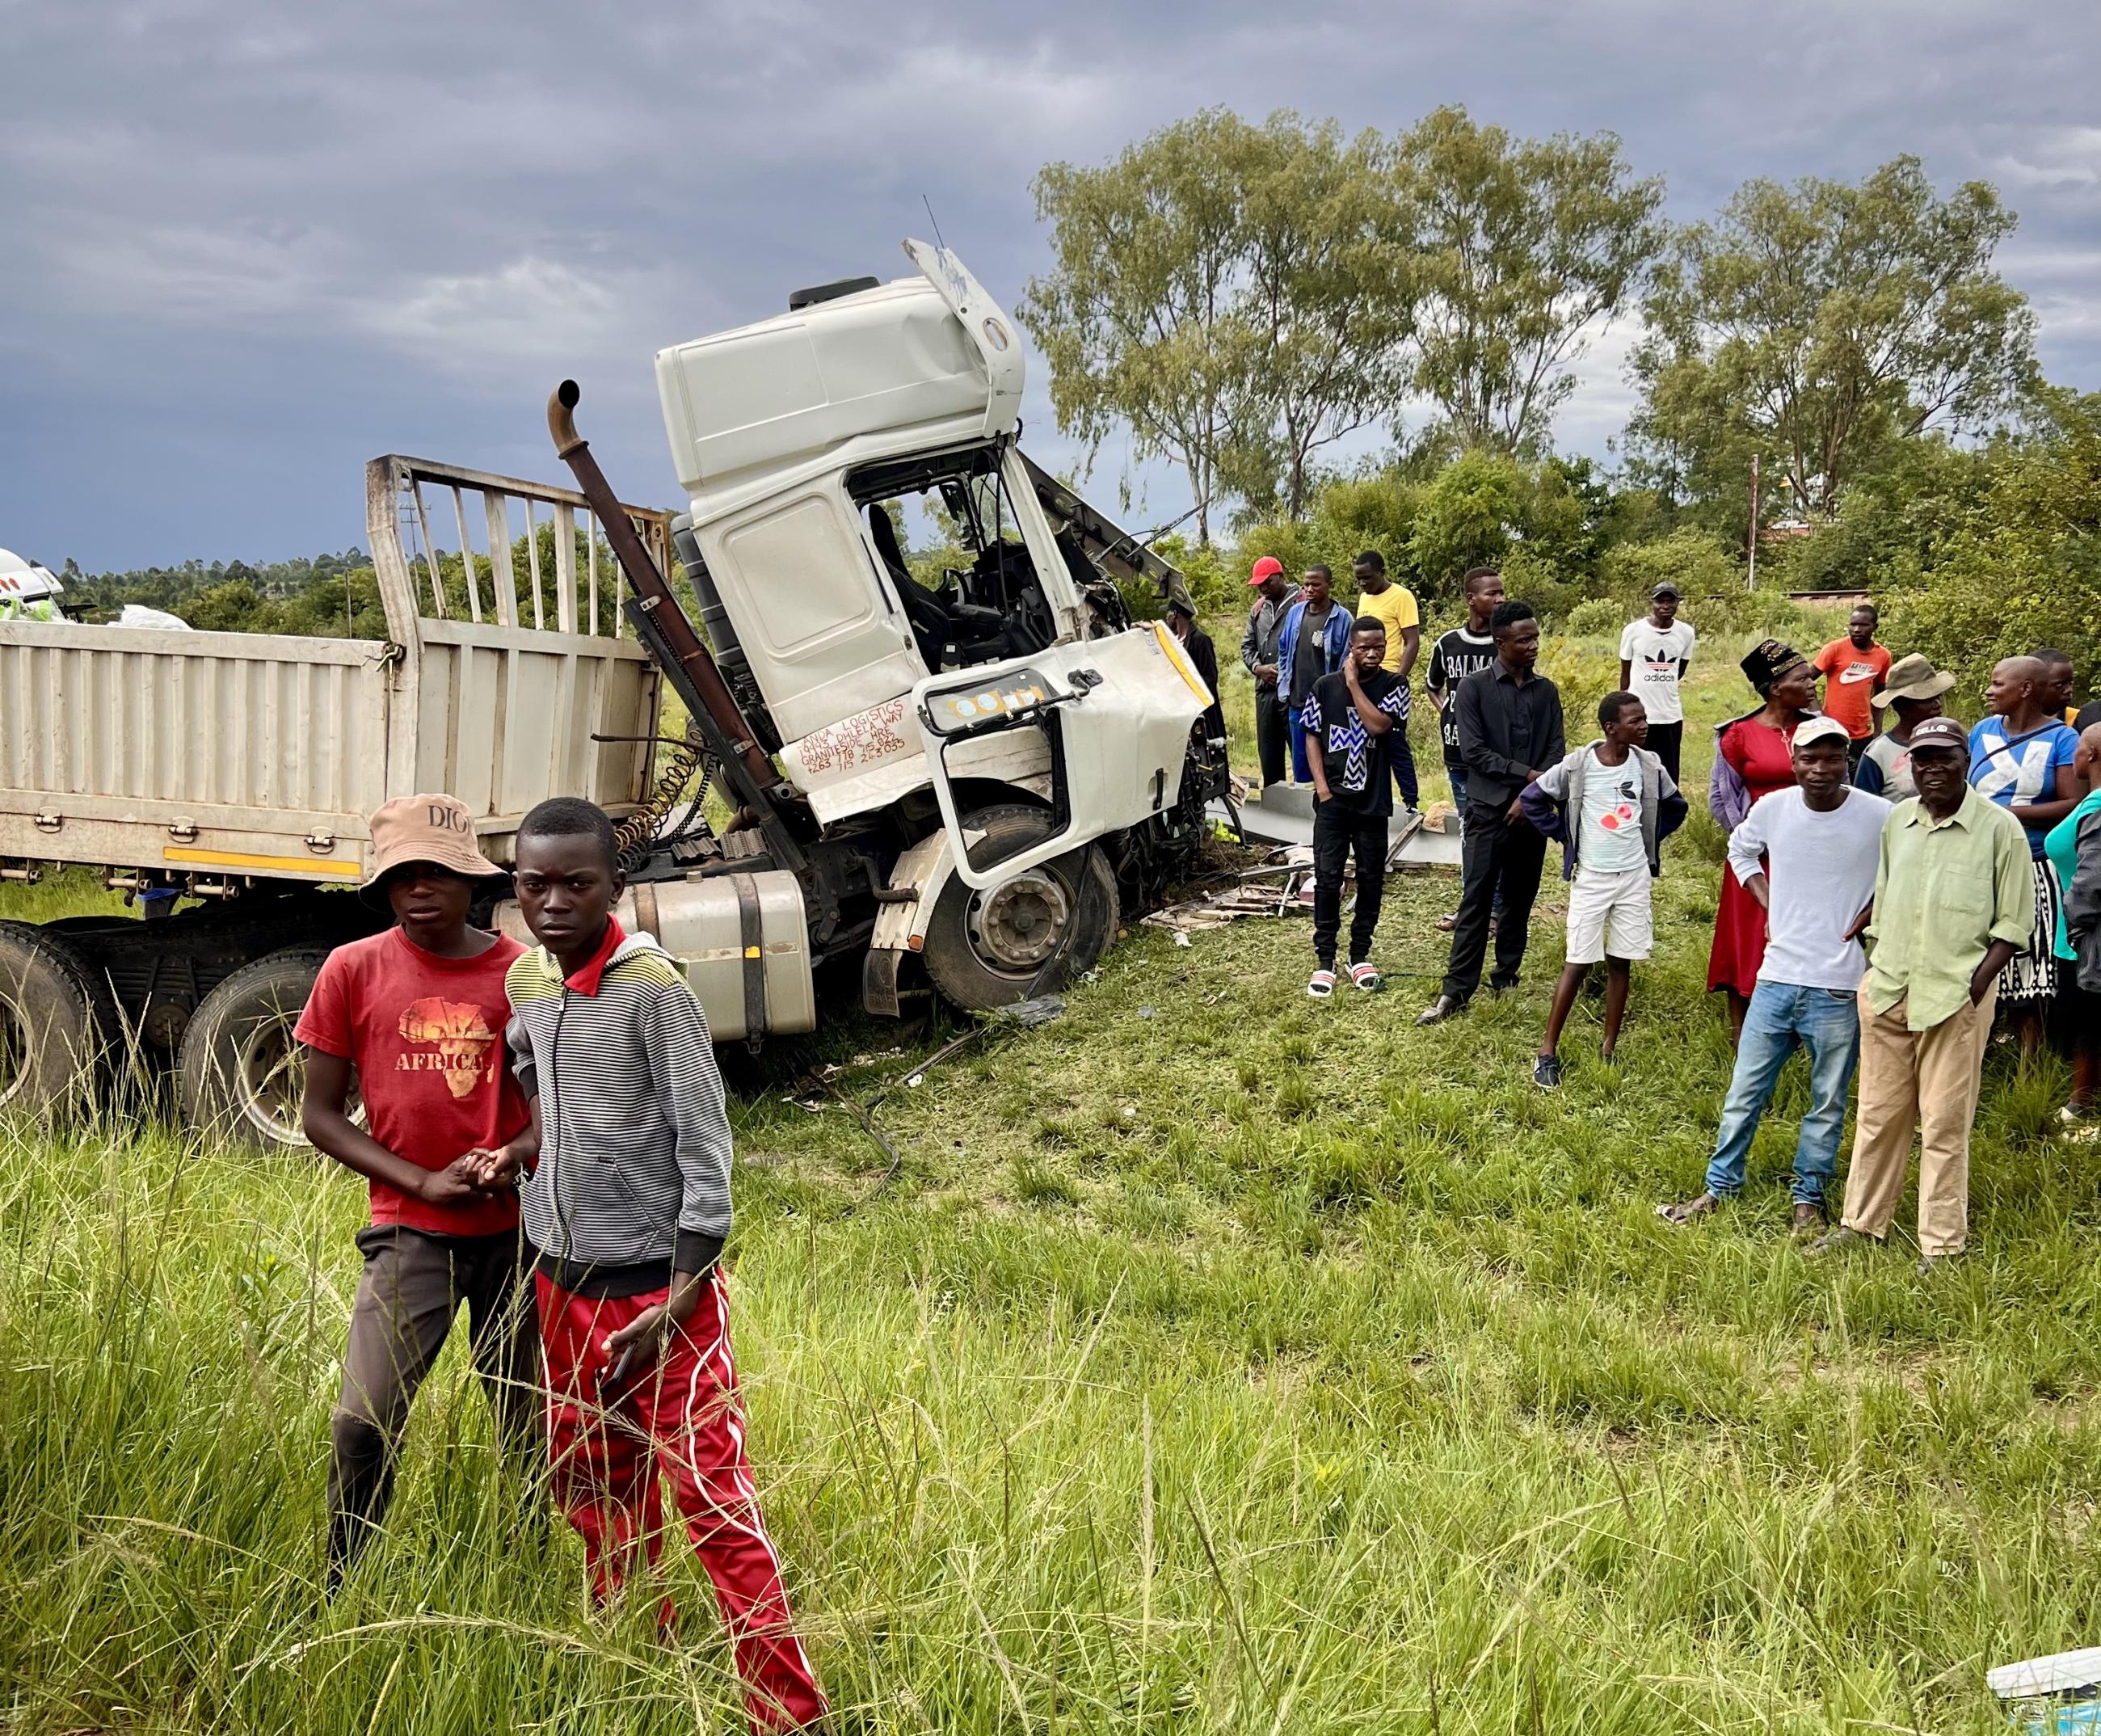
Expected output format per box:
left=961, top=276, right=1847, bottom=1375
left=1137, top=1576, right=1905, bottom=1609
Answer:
left=1813, top=639, right=1893, bottom=740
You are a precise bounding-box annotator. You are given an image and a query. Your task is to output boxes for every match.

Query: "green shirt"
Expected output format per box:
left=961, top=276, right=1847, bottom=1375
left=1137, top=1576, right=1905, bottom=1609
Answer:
left=1864, top=786, right=2035, bottom=1031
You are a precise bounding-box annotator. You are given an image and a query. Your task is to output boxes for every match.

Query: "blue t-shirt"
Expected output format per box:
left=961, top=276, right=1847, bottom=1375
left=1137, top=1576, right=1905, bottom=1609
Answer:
left=1968, top=716, right=2079, bottom=859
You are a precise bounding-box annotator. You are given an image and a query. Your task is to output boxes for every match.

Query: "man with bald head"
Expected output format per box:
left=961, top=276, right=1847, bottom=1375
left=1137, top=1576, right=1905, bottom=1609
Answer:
left=1968, top=655, right=2081, bottom=1056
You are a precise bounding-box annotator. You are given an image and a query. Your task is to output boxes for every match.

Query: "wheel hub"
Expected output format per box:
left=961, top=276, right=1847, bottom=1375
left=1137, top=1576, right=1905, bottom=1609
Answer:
left=971, top=870, right=1072, bottom=971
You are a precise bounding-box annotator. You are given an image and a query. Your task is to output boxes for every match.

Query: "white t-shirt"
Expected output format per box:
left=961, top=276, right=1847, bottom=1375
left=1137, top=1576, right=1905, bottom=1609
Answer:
left=1725, top=786, right=1893, bottom=991
left=1618, top=617, right=1698, bottom=724
left=1577, top=748, right=1650, bottom=875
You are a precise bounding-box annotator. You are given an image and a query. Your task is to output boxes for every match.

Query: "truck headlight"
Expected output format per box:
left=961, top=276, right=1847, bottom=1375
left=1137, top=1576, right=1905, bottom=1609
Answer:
left=921, top=670, right=1053, bottom=736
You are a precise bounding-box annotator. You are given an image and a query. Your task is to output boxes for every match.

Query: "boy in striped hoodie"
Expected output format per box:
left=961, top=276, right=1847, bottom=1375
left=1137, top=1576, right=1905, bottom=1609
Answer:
left=476, top=797, right=825, bottom=1733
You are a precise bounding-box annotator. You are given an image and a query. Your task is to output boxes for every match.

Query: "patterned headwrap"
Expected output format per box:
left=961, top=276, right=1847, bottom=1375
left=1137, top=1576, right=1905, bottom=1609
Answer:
left=1739, top=638, right=1807, bottom=698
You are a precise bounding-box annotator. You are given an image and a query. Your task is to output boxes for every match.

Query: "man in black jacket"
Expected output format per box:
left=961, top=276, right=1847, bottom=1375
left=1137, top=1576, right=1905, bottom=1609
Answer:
left=1419, top=600, right=1565, bottom=1024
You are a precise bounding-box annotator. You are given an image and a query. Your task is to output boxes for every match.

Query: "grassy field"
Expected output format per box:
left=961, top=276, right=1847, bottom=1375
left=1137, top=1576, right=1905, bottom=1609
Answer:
left=7, top=617, right=2101, bottom=1734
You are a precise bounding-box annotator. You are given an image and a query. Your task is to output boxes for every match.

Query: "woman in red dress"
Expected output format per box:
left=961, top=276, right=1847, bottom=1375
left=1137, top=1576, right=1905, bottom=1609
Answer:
left=1707, top=640, right=1821, bottom=1044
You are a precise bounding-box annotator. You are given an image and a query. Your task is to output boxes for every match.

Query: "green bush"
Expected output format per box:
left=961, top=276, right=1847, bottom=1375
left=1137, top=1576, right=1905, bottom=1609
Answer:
left=1564, top=598, right=1621, bottom=638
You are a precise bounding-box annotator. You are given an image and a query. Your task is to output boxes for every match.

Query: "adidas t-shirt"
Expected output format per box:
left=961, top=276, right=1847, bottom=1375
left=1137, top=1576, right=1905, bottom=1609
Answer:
left=1617, top=618, right=1697, bottom=725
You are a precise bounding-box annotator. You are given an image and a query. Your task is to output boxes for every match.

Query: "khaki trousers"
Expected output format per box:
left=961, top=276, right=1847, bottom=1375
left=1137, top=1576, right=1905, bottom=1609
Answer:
left=1838, top=983, right=1997, bottom=1257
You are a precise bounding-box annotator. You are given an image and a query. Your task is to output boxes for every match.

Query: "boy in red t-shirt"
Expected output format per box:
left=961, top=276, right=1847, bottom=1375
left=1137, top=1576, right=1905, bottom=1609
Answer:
left=295, top=793, right=535, bottom=1586
left=1813, top=603, right=1893, bottom=766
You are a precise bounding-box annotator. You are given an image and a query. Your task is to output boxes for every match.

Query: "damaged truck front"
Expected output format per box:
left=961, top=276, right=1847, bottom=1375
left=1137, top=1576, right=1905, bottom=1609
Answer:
left=548, top=238, right=1224, bottom=1023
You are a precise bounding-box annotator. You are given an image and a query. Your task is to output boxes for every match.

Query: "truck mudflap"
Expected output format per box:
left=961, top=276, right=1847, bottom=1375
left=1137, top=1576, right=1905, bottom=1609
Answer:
left=911, top=623, right=1210, bottom=891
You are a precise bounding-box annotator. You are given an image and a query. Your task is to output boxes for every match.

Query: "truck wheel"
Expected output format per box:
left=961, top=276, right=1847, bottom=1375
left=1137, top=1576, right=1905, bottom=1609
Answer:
left=0, top=921, right=118, bottom=1119
left=178, top=949, right=334, bottom=1152
left=921, top=805, right=1119, bottom=1012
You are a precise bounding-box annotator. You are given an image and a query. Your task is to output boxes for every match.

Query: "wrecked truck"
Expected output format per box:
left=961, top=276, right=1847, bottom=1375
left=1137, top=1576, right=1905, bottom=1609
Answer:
left=0, top=240, right=1225, bottom=1148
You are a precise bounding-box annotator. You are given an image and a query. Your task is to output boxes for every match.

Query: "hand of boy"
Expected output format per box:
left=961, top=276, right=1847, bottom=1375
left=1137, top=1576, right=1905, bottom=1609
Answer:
left=462, top=1136, right=531, bottom=1190
left=416, top=1156, right=491, bottom=1207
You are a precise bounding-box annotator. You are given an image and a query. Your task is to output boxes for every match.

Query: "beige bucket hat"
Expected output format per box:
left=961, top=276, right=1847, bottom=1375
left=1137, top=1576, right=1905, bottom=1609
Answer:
left=360, top=794, right=508, bottom=909
left=1873, top=652, right=1958, bottom=710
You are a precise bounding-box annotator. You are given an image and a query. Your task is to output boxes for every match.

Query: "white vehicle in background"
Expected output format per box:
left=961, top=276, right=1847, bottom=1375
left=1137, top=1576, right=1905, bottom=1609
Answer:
left=0, top=241, right=1223, bottom=1146
left=0, top=548, right=69, bottom=621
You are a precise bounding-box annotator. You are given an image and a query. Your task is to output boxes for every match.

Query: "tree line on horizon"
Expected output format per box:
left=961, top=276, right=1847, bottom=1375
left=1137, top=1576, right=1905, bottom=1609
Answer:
left=1021, top=105, right=2091, bottom=693
left=53, top=104, right=2096, bottom=696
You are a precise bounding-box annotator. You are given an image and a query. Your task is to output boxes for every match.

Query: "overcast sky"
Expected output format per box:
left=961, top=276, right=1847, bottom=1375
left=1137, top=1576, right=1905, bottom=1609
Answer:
left=3, top=0, right=2096, bottom=572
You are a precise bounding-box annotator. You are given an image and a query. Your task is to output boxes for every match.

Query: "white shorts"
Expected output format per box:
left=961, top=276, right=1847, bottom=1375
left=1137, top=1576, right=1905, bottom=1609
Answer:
left=1565, top=865, right=1653, bottom=963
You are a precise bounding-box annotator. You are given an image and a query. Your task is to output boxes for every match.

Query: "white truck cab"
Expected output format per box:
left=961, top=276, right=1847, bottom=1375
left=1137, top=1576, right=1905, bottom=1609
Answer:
left=624, top=242, right=1220, bottom=1012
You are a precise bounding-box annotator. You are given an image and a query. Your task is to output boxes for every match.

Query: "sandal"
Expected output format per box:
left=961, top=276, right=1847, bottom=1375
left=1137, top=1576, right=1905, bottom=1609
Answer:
left=1349, top=962, right=1383, bottom=992
left=1307, top=968, right=1337, bottom=999
left=1435, top=912, right=1459, bottom=932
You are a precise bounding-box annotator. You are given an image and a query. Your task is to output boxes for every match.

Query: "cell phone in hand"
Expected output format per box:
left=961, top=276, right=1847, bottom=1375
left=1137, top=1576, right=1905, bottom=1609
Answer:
left=600, top=1343, right=637, bottom=1392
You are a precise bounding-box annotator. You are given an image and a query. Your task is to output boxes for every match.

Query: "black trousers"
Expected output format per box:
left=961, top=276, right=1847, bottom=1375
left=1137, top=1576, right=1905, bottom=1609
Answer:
left=1312, top=801, right=1389, bottom=969
left=1645, top=721, right=1684, bottom=787
left=1254, top=684, right=1290, bottom=786
left=328, top=1224, right=541, bottom=1581
left=1441, top=798, right=1547, bottom=1001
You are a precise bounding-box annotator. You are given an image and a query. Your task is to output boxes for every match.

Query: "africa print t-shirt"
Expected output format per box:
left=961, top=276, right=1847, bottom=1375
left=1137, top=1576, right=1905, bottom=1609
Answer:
left=1577, top=748, right=1648, bottom=875
left=296, top=927, right=528, bottom=1235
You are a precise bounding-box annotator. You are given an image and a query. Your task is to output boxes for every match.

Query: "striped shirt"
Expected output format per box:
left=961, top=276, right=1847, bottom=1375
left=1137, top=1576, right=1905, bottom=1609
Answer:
left=505, top=931, right=732, bottom=1296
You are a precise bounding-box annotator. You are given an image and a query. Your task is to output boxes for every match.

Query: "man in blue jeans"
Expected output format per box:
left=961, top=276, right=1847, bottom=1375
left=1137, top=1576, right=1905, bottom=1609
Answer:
left=1657, top=716, right=1892, bottom=1233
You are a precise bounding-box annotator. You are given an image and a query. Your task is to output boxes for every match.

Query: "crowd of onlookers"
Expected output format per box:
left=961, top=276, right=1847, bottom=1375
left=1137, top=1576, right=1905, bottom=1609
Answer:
left=1240, top=555, right=2101, bottom=1271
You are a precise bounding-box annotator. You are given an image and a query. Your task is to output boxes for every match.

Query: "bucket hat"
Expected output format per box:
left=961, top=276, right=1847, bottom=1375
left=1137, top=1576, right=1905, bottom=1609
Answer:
left=360, top=793, right=507, bottom=910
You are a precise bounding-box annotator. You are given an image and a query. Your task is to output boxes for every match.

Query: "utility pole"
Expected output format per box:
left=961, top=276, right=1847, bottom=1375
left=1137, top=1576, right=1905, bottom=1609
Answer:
left=1746, top=453, right=1760, bottom=591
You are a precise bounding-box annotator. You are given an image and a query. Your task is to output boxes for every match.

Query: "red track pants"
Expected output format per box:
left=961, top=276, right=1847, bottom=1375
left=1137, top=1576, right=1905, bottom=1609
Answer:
left=536, top=1270, right=826, bottom=1733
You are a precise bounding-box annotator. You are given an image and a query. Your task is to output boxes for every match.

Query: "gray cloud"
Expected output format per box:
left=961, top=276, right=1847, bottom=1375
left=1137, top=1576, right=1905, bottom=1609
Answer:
left=2, top=0, right=2096, bottom=568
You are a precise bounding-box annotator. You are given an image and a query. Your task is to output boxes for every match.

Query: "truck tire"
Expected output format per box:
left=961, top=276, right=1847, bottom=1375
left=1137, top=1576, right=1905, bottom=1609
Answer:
left=0, top=921, right=119, bottom=1120
left=921, top=805, right=1119, bottom=1012
left=178, top=948, right=333, bottom=1152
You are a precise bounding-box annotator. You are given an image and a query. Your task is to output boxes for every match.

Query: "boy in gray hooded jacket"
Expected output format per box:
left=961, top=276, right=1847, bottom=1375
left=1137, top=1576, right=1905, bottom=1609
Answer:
left=1519, top=692, right=1687, bottom=1086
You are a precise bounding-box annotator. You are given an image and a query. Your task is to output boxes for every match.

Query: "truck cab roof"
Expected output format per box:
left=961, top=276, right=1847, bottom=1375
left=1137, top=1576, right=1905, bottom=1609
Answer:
left=0, top=547, right=63, bottom=604
left=656, top=240, right=1024, bottom=518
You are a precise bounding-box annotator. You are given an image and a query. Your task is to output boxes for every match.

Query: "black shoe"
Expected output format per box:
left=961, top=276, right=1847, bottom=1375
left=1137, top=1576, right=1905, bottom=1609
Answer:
left=1532, top=1054, right=1563, bottom=1089
left=1417, top=993, right=1467, bottom=1026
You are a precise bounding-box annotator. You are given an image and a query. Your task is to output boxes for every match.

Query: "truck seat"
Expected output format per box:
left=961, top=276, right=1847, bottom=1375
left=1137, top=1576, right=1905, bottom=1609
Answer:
left=868, top=504, right=949, bottom=672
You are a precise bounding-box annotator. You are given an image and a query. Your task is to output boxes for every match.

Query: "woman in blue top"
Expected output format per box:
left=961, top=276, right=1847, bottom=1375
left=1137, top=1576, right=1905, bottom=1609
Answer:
left=1968, top=655, right=2080, bottom=1056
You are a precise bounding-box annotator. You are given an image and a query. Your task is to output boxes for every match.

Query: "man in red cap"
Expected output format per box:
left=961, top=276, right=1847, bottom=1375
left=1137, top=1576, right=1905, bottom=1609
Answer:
left=1239, top=555, right=1295, bottom=787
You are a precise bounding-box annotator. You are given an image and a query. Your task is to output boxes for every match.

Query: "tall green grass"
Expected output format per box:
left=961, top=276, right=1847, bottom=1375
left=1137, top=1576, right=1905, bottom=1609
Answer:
left=10, top=609, right=2095, bottom=1733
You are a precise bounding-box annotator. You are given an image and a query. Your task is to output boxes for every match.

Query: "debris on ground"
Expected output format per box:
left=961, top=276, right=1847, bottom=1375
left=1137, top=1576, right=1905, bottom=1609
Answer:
left=1141, top=845, right=1334, bottom=932
left=1988, top=1647, right=2101, bottom=1730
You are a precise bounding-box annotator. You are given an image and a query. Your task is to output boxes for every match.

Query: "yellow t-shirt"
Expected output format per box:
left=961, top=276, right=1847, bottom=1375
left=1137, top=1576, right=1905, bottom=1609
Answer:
left=1354, top=584, right=1420, bottom=674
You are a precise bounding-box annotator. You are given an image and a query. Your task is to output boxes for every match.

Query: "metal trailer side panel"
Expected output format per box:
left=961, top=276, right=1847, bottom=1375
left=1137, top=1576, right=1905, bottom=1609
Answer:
left=406, top=619, right=660, bottom=860
left=0, top=622, right=389, bottom=882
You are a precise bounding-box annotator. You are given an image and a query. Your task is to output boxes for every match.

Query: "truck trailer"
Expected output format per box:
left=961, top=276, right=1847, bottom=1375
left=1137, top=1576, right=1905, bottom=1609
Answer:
left=0, top=242, right=1223, bottom=1148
